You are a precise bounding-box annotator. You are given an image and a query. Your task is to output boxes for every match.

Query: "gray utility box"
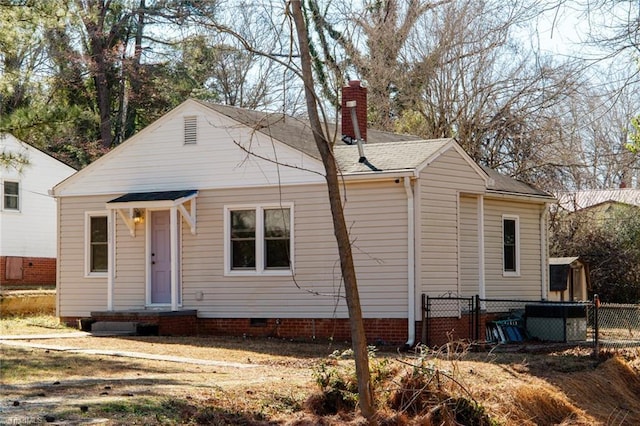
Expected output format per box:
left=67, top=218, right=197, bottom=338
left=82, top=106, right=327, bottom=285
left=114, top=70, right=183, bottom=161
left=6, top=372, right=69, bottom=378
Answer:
left=525, top=304, right=587, bottom=342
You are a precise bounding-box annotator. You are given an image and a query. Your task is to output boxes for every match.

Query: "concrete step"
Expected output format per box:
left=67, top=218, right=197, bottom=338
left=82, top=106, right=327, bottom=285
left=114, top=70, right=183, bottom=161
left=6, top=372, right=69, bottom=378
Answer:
left=91, top=321, right=138, bottom=336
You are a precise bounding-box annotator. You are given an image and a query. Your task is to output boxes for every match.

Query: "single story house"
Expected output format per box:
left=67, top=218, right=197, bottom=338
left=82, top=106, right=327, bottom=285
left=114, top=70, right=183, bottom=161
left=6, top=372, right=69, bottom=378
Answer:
left=53, top=84, right=554, bottom=344
left=1, top=134, right=76, bottom=287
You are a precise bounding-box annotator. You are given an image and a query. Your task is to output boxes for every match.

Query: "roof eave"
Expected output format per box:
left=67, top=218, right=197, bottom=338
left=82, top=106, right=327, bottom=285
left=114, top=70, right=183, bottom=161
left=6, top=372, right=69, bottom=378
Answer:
left=485, top=189, right=556, bottom=203
left=340, top=169, right=416, bottom=181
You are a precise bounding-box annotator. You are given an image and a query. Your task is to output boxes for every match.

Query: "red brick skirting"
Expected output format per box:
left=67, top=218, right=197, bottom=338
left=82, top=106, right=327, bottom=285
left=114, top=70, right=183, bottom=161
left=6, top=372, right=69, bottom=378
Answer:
left=197, top=317, right=408, bottom=344
left=1, top=256, right=56, bottom=287
left=61, top=314, right=411, bottom=344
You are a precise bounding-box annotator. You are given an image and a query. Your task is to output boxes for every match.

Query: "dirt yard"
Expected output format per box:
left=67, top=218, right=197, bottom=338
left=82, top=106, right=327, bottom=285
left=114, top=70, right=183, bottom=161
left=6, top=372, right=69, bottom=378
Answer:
left=1, top=316, right=640, bottom=425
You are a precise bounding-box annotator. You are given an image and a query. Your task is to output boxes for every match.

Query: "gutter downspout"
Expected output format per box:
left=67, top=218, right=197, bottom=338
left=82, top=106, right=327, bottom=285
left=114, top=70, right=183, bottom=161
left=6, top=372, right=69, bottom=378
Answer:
left=540, top=203, right=550, bottom=300
left=404, top=177, right=416, bottom=347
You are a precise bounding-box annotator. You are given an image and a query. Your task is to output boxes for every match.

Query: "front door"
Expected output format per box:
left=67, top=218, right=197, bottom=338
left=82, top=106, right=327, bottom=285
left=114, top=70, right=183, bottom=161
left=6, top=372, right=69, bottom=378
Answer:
left=151, top=210, right=171, bottom=304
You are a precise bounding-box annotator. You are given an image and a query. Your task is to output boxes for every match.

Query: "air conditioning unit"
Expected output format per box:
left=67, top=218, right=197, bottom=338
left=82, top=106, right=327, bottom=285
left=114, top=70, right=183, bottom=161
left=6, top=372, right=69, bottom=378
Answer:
left=525, top=304, right=587, bottom=342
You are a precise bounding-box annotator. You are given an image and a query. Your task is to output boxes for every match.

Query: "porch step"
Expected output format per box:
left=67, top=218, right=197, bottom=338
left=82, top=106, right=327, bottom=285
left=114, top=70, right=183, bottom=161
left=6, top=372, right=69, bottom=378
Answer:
left=91, top=321, right=138, bottom=336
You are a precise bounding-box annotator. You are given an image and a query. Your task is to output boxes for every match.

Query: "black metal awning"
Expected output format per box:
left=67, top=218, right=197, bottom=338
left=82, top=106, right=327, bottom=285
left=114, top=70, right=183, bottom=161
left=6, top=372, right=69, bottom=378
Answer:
left=107, top=189, right=197, bottom=204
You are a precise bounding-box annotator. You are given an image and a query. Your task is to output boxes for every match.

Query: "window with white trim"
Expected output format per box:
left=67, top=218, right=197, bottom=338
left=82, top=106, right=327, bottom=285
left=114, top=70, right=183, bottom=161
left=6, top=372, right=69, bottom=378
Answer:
left=85, top=212, right=108, bottom=276
left=3, top=181, right=19, bottom=211
left=502, top=215, right=520, bottom=275
left=225, top=204, right=293, bottom=275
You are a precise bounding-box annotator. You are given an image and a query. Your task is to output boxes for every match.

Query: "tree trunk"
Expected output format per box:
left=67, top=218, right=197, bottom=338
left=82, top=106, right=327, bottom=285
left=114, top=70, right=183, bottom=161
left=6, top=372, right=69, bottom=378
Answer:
left=80, top=0, right=113, bottom=149
left=290, top=1, right=376, bottom=420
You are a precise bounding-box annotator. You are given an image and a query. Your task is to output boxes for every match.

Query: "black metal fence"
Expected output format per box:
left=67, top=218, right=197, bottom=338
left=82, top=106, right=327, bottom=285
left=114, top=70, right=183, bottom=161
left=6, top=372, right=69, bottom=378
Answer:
left=421, top=294, right=640, bottom=350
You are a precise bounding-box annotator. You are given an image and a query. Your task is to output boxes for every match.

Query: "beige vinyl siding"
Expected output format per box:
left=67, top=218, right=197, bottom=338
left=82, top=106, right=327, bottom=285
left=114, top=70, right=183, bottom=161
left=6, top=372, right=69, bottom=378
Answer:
left=58, top=195, right=148, bottom=316
left=459, top=195, right=479, bottom=296
left=418, top=149, right=486, bottom=296
left=59, top=179, right=409, bottom=319
left=484, top=198, right=544, bottom=299
left=182, top=180, right=408, bottom=319
left=112, top=214, right=146, bottom=309
left=58, top=196, right=109, bottom=316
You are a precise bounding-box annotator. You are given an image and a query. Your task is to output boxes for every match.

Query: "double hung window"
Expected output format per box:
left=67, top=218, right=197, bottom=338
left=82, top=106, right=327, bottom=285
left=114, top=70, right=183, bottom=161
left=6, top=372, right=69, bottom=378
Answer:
left=86, top=212, right=108, bottom=276
left=3, top=181, right=19, bottom=210
left=226, top=205, right=292, bottom=275
left=502, top=215, right=520, bottom=276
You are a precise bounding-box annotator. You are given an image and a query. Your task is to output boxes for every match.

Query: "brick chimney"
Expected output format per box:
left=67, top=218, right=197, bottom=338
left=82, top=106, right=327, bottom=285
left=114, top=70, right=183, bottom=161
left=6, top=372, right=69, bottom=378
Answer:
left=341, top=80, right=367, bottom=143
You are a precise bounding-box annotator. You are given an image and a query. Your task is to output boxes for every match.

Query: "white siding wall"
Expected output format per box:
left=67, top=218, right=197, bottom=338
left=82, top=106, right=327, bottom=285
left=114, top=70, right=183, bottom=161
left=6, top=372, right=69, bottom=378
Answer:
left=418, top=149, right=486, bottom=296
left=1, top=135, right=75, bottom=258
left=55, top=102, right=325, bottom=197
left=59, top=180, right=410, bottom=319
left=484, top=198, right=544, bottom=299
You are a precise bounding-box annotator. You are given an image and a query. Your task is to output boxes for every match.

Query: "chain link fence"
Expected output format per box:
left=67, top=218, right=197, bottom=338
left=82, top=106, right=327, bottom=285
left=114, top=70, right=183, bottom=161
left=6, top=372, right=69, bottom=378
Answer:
left=422, top=294, right=640, bottom=351
left=597, top=301, right=640, bottom=349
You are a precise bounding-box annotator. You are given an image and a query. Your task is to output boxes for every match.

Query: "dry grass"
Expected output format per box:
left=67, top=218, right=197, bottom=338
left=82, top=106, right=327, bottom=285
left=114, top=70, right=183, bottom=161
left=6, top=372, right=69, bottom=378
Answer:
left=0, top=290, right=55, bottom=316
left=0, top=314, right=73, bottom=335
left=1, top=316, right=640, bottom=425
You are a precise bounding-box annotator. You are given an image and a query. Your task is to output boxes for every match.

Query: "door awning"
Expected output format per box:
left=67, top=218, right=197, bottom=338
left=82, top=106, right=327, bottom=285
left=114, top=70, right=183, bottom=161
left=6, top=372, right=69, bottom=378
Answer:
left=106, top=189, right=198, bottom=209
left=106, top=189, right=198, bottom=236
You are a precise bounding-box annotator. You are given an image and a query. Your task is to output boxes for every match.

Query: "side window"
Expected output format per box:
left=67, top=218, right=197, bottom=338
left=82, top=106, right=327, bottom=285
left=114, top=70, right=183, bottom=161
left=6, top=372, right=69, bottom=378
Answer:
left=226, top=205, right=293, bottom=275
left=86, top=213, right=108, bottom=276
left=502, top=215, right=519, bottom=275
left=3, top=181, right=19, bottom=211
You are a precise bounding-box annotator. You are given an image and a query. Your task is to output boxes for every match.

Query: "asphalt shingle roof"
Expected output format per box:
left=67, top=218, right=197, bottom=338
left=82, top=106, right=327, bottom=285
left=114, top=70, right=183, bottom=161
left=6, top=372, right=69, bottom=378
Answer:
left=333, top=139, right=451, bottom=173
left=198, top=101, right=551, bottom=199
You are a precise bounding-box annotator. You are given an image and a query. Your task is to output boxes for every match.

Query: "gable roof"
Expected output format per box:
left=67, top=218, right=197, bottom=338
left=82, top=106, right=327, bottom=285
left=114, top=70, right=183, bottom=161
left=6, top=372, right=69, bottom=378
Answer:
left=556, top=188, right=640, bottom=212
left=201, top=101, right=550, bottom=198
left=52, top=99, right=551, bottom=200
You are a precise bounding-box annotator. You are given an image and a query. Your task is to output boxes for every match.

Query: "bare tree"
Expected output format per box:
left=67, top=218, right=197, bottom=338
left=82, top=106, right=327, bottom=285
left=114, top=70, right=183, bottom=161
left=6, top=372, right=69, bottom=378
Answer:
left=289, top=1, right=375, bottom=420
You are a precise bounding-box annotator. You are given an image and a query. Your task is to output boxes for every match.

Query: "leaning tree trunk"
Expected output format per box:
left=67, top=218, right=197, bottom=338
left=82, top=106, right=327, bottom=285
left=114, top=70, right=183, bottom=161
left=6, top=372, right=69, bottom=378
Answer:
left=290, top=1, right=376, bottom=420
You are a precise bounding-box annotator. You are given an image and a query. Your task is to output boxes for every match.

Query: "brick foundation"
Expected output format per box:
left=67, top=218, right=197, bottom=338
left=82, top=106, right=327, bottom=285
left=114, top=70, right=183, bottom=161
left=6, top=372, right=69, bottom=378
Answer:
left=61, top=314, right=411, bottom=344
left=197, top=317, right=409, bottom=344
left=0, top=256, right=56, bottom=287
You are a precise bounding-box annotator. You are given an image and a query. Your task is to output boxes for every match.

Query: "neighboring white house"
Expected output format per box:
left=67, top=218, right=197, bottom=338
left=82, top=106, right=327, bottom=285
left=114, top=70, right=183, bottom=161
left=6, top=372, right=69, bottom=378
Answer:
left=0, top=134, right=76, bottom=286
left=52, top=89, right=555, bottom=344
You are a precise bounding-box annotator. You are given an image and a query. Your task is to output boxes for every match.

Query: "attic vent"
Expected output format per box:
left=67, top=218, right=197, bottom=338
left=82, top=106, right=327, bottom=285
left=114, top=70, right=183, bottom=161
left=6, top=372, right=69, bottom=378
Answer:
left=184, top=116, right=197, bottom=144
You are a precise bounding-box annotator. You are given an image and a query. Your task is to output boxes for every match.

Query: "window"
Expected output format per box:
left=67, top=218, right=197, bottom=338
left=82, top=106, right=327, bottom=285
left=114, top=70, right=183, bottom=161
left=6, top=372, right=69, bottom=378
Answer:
left=3, top=181, right=19, bottom=211
left=86, top=212, right=108, bottom=276
left=502, top=215, right=519, bottom=275
left=226, top=205, right=293, bottom=275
